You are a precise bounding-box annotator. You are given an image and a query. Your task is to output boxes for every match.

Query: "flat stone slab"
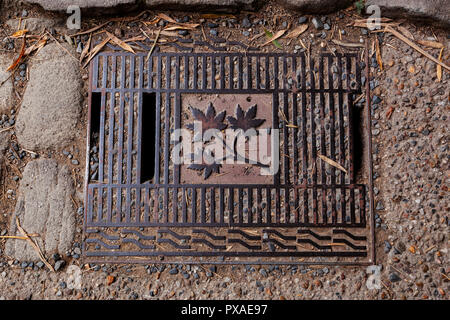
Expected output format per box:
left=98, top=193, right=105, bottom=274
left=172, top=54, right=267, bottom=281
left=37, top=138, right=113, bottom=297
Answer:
left=25, top=0, right=260, bottom=12
left=277, top=0, right=353, bottom=13
left=367, top=0, right=450, bottom=27
left=5, top=17, right=62, bottom=34
left=5, top=159, right=76, bottom=262
left=24, top=0, right=135, bottom=11
left=0, top=54, right=13, bottom=115
left=15, top=43, right=82, bottom=151
left=145, top=0, right=259, bottom=11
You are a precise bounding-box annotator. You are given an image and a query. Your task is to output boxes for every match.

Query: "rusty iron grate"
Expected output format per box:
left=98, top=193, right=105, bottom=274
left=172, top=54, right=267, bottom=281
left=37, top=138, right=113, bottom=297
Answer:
left=83, top=38, right=375, bottom=265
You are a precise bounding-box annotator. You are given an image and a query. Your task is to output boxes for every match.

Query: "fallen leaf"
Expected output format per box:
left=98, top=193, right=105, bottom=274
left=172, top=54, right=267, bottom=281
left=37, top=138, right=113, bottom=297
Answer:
left=408, top=65, right=415, bottom=73
left=285, top=24, right=308, bottom=39
left=376, top=37, right=383, bottom=71
left=106, top=275, right=115, bottom=285
left=157, top=13, right=177, bottom=24
left=417, top=40, right=444, bottom=49
left=437, top=47, right=444, bottom=82
left=105, top=31, right=135, bottom=54
left=408, top=245, right=416, bottom=254
left=11, top=29, right=28, bottom=37
left=7, top=37, right=26, bottom=71
left=262, top=29, right=285, bottom=48
left=318, top=154, right=348, bottom=174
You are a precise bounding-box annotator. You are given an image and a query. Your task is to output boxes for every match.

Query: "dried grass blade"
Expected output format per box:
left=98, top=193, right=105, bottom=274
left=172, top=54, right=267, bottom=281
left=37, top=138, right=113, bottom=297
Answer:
left=385, top=25, right=450, bottom=71
left=15, top=217, right=55, bottom=272
left=437, top=47, right=444, bottom=82
left=106, top=31, right=135, bottom=54
left=82, top=35, right=111, bottom=68
left=318, top=154, right=348, bottom=174
left=332, top=39, right=364, bottom=48
left=417, top=40, right=444, bottom=49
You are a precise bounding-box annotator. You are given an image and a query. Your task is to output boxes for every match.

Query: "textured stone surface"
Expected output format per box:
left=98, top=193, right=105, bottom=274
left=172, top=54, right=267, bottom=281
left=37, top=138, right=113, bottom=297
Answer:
left=0, top=132, right=9, bottom=155
left=0, top=55, right=13, bottom=115
left=5, top=17, right=62, bottom=33
left=367, top=0, right=450, bottom=27
left=5, top=159, right=76, bottom=262
left=15, top=43, right=82, bottom=151
left=25, top=0, right=260, bottom=12
left=145, top=0, right=259, bottom=11
left=24, top=0, right=135, bottom=11
left=277, top=0, right=353, bottom=14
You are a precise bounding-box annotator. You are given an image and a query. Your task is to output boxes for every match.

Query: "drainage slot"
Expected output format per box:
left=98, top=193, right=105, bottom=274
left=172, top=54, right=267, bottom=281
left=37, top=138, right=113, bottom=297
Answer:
left=351, top=105, right=364, bottom=179
left=90, top=92, right=102, bottom=138
left=140, top=92, right=157, bottom=183
left=89, top=92, right=102, bottom=182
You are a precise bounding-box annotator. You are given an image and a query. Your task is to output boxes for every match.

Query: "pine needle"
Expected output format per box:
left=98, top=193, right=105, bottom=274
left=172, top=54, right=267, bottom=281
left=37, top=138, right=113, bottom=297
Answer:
left=15, top=217, right=55, bottom=272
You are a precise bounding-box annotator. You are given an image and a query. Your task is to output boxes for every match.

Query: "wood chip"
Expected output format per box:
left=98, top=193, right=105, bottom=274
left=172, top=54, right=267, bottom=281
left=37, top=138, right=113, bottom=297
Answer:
left=318, top=154, right=348, bottom=174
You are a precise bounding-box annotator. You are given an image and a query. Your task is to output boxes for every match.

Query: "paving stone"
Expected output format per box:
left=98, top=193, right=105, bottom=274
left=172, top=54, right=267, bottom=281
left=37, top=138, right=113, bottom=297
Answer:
left=24, top=0, right=136, bottom=12
left=366, top=0, right=450, bottom=27
left=5, top=17, right=62, bottom=34
left=277, top=0, right=353, bottom=14
left=0, top=54, right=13, bottom=115
left=144, top=0, right=259, bottom=11
left=15, top=43, right=82, bottom=151
left=5, top=159, right=76, bottom=262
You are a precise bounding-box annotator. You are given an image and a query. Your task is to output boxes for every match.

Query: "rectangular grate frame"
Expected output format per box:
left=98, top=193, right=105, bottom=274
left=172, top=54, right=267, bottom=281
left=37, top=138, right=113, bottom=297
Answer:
left=83, top=39, right=375, bottom=265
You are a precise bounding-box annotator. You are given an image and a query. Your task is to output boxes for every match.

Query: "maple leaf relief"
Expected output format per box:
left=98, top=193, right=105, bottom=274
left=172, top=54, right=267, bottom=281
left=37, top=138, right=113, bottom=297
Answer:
left=186, top=103, right=227, bottom=131
left=227, top=104, right=265, bottom=132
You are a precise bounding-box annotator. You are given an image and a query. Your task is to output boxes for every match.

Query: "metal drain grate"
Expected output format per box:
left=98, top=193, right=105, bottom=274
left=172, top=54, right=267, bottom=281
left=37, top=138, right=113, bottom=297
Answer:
left=83, top=39, right=375, bottom=265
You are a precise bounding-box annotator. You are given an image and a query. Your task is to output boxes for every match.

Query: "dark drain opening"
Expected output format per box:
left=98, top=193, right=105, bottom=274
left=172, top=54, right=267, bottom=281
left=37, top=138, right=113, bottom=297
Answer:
left=90, top=92, right=102, bottom=137
left=351, top=104, right=364, bottom=178
left=140, top=92, right=157, bottom=183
